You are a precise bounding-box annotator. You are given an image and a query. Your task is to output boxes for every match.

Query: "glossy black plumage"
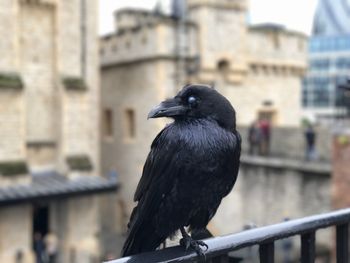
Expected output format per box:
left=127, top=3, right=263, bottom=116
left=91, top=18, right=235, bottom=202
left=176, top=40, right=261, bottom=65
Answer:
left=121, top=84, right=241, bottom=257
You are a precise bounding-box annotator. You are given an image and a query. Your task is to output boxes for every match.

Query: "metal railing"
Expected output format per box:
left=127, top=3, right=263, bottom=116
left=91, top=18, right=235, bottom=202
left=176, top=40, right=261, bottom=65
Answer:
left=106, top=208, right=350, bottom=263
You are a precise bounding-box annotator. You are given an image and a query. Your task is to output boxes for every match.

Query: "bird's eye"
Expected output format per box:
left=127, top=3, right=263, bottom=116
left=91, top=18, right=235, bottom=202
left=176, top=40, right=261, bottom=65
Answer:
left=187, top=96, right=198, bottom=107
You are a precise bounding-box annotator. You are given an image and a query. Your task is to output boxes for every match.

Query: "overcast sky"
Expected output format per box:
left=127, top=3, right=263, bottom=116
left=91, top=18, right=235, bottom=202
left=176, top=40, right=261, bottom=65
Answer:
left=99, top=0, right=319, bottom=36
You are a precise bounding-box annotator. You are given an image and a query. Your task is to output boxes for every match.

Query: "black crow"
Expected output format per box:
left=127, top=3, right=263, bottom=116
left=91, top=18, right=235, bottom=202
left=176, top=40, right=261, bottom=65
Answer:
left=121, top=84, right=241, bottom=257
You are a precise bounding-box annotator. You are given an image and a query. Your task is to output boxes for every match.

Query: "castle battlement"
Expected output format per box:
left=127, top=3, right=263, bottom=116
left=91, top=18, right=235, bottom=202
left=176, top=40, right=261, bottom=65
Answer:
left=101, top=10, right=198, bottom=67
left=115, top=8, right=172, bottom=31
left=248, top=24, right=308, bottom=72
left=187, top=0, right=247, bottom=10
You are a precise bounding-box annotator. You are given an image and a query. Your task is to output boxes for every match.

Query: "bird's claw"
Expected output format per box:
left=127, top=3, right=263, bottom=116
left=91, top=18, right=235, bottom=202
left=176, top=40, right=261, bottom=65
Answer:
left=196, top=240, right=209, bottom=251
left=180, top=237, right=208, bottom=260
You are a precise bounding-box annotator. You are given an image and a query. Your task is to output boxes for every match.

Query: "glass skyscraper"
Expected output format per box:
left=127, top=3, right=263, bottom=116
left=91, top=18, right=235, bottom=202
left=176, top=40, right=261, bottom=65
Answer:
left=303, top=0, right=350, bottom=121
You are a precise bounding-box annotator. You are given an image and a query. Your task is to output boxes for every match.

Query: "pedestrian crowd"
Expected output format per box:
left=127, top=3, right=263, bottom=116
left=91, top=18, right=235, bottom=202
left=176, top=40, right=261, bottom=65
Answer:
left=248, top=118, right=271, bottom=156
left=248, top=118, right=318, bottom=161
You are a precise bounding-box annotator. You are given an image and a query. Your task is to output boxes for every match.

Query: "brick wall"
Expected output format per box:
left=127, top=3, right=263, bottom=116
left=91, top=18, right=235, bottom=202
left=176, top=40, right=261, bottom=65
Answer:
left=332, top=131, right=350, bottom=209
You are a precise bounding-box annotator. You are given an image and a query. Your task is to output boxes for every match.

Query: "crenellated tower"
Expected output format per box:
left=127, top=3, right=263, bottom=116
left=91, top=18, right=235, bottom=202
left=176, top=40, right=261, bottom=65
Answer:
left=187, top=0, right=249, bottom=84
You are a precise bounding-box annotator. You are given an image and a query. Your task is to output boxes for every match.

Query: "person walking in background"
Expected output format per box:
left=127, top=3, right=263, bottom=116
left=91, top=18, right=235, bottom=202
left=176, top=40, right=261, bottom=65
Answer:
left=44, top=231, right=58, bottom=263
left=33, top=232, right=46, bottom=263
left=304, top=124, right=317, bottom=161
left=248, top=121, right=262, bottom=155
left=259, top=118, right=271, bottom=156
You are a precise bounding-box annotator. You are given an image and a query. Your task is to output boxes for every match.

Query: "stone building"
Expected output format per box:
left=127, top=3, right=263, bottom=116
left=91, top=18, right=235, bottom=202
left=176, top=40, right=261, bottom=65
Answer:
left=0, top=0, right=117, bottom=262
left=100, top=0, right=308, bottom=252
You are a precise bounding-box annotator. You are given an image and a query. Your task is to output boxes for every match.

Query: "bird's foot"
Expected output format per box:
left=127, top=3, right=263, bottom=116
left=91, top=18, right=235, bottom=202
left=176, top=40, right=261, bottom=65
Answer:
left=180, top=236, right=208, bottom=259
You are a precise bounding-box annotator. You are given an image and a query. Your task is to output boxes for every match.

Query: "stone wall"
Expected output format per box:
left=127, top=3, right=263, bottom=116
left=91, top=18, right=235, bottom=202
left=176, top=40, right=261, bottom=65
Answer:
left=58, top=0, right=82, bottom=77
left=101, top=20, right=197, bottom=67
left=238, top=125, right=332, bottom=160
left=65, top=196, right=100, bottom=263
left=58, top=0, right=100, bottom=174
left=0, top=0, right=99, bottom=173
left=248, top=28, right=307, bottom=65
left=188, top=4, right=248, bottom=70
left=0, top=0, right=18, bottom=72
left=211, top=155, right=332, bottom=249
left=0, top=1, right=102, bottom=262
left=220, top=72, right=302, bottom=127
left=332, top=130, right=350, bottom=209
left=0, top=0, right=25, bottom=167
left=0, top=205, right=34, bottom=263
left=0, top=90, right=25, bottom=161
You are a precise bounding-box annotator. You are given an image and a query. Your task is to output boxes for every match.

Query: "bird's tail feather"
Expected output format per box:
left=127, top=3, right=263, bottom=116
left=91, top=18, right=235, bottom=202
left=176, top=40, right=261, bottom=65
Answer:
left=121, top=208, right=165, bottom=257
left=191, top=228, right=213, bottom=240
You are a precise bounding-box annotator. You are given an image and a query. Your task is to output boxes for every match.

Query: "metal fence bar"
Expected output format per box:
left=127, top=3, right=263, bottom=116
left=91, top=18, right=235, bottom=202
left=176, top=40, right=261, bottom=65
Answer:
left=301, top=231, right=315, bottom=263
left=210, top=254, right=229, bottom=263
left=259, top=242, right=274, bottom=263
left=106, top=208, right=350, bottom=263
left=336, top=223, right=349, bottom=263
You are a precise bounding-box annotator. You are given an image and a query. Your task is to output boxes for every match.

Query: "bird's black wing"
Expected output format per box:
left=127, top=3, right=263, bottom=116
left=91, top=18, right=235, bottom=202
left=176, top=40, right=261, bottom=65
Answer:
left=122, top=126, right=181, bottom=256
left=133, top=126, right=174, bottom=202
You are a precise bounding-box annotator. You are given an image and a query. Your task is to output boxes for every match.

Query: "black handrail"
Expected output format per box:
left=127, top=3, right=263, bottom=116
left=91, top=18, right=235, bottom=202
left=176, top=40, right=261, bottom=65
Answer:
left=105, top=208, right=350, bottom=263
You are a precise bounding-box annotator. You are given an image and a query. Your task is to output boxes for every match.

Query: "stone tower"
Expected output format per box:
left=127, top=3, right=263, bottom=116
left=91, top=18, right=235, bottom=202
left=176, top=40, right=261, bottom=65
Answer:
left=187, top=0, right=249, bottom=84
left=0, top=1, right=117, bottom=262
left=0, top=0, right=100, bottom=177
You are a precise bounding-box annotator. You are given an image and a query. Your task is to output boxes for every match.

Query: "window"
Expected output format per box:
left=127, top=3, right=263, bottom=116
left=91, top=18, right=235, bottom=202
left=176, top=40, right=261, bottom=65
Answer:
left=217, top=59, right=230, bottom=74
left=336, top=58, right=350, bottom=70
left=309, top=35, right=350, bottom=53
left=271, top=66, right=278, bottom=75
left=250, top=64, right=258, bottom=74
left=103, top=109, right=113, bottom=138
left=124, top=108, right=136, bottom=140
left=310, top=58, right=330, bottom=71
left=271, top=33, right=280, bottom=49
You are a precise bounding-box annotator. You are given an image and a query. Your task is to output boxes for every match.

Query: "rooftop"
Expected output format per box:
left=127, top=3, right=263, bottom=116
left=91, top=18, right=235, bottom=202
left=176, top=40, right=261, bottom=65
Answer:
left=0, top=172, right=118, bottom=206
left=249, top=23, right=308, bottom=38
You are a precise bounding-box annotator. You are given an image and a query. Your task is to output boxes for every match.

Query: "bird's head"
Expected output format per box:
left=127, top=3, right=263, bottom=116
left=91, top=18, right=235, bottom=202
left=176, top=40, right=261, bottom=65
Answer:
left=148, top=84, right=236, bottom=131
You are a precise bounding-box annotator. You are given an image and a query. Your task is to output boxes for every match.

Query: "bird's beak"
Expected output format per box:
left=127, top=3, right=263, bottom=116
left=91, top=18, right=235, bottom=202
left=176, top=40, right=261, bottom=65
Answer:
left=148, top=98, right=187, bottom=119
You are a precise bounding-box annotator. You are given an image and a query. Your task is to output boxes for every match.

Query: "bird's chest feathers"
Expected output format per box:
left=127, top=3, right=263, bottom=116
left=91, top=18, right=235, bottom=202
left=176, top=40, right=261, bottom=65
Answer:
left=169, top=120, right=234, bottom=157
left=162, top=121, right=236, bottom=186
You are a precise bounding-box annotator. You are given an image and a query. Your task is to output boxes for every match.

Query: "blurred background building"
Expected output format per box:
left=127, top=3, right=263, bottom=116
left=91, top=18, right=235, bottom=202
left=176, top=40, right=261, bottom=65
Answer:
left=303, top=0, right=350, bottom=123
left=0, top=0, right=348, bottom=262
left=98, top=0, right=334, bottom=259
left=0, top=0, right=117, bottom=262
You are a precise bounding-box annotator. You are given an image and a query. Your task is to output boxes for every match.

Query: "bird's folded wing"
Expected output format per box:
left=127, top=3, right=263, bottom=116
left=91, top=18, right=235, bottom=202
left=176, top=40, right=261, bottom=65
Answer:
left=134, top=127, right=172, bottom=202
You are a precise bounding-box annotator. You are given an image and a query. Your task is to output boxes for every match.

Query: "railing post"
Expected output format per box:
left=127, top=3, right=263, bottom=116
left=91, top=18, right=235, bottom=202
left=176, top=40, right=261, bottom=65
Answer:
left=301, top=231, right=315, bottom=263
left=259, top=242, right=274, bottom=263
left=336, top=223, right=349, bottom=263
